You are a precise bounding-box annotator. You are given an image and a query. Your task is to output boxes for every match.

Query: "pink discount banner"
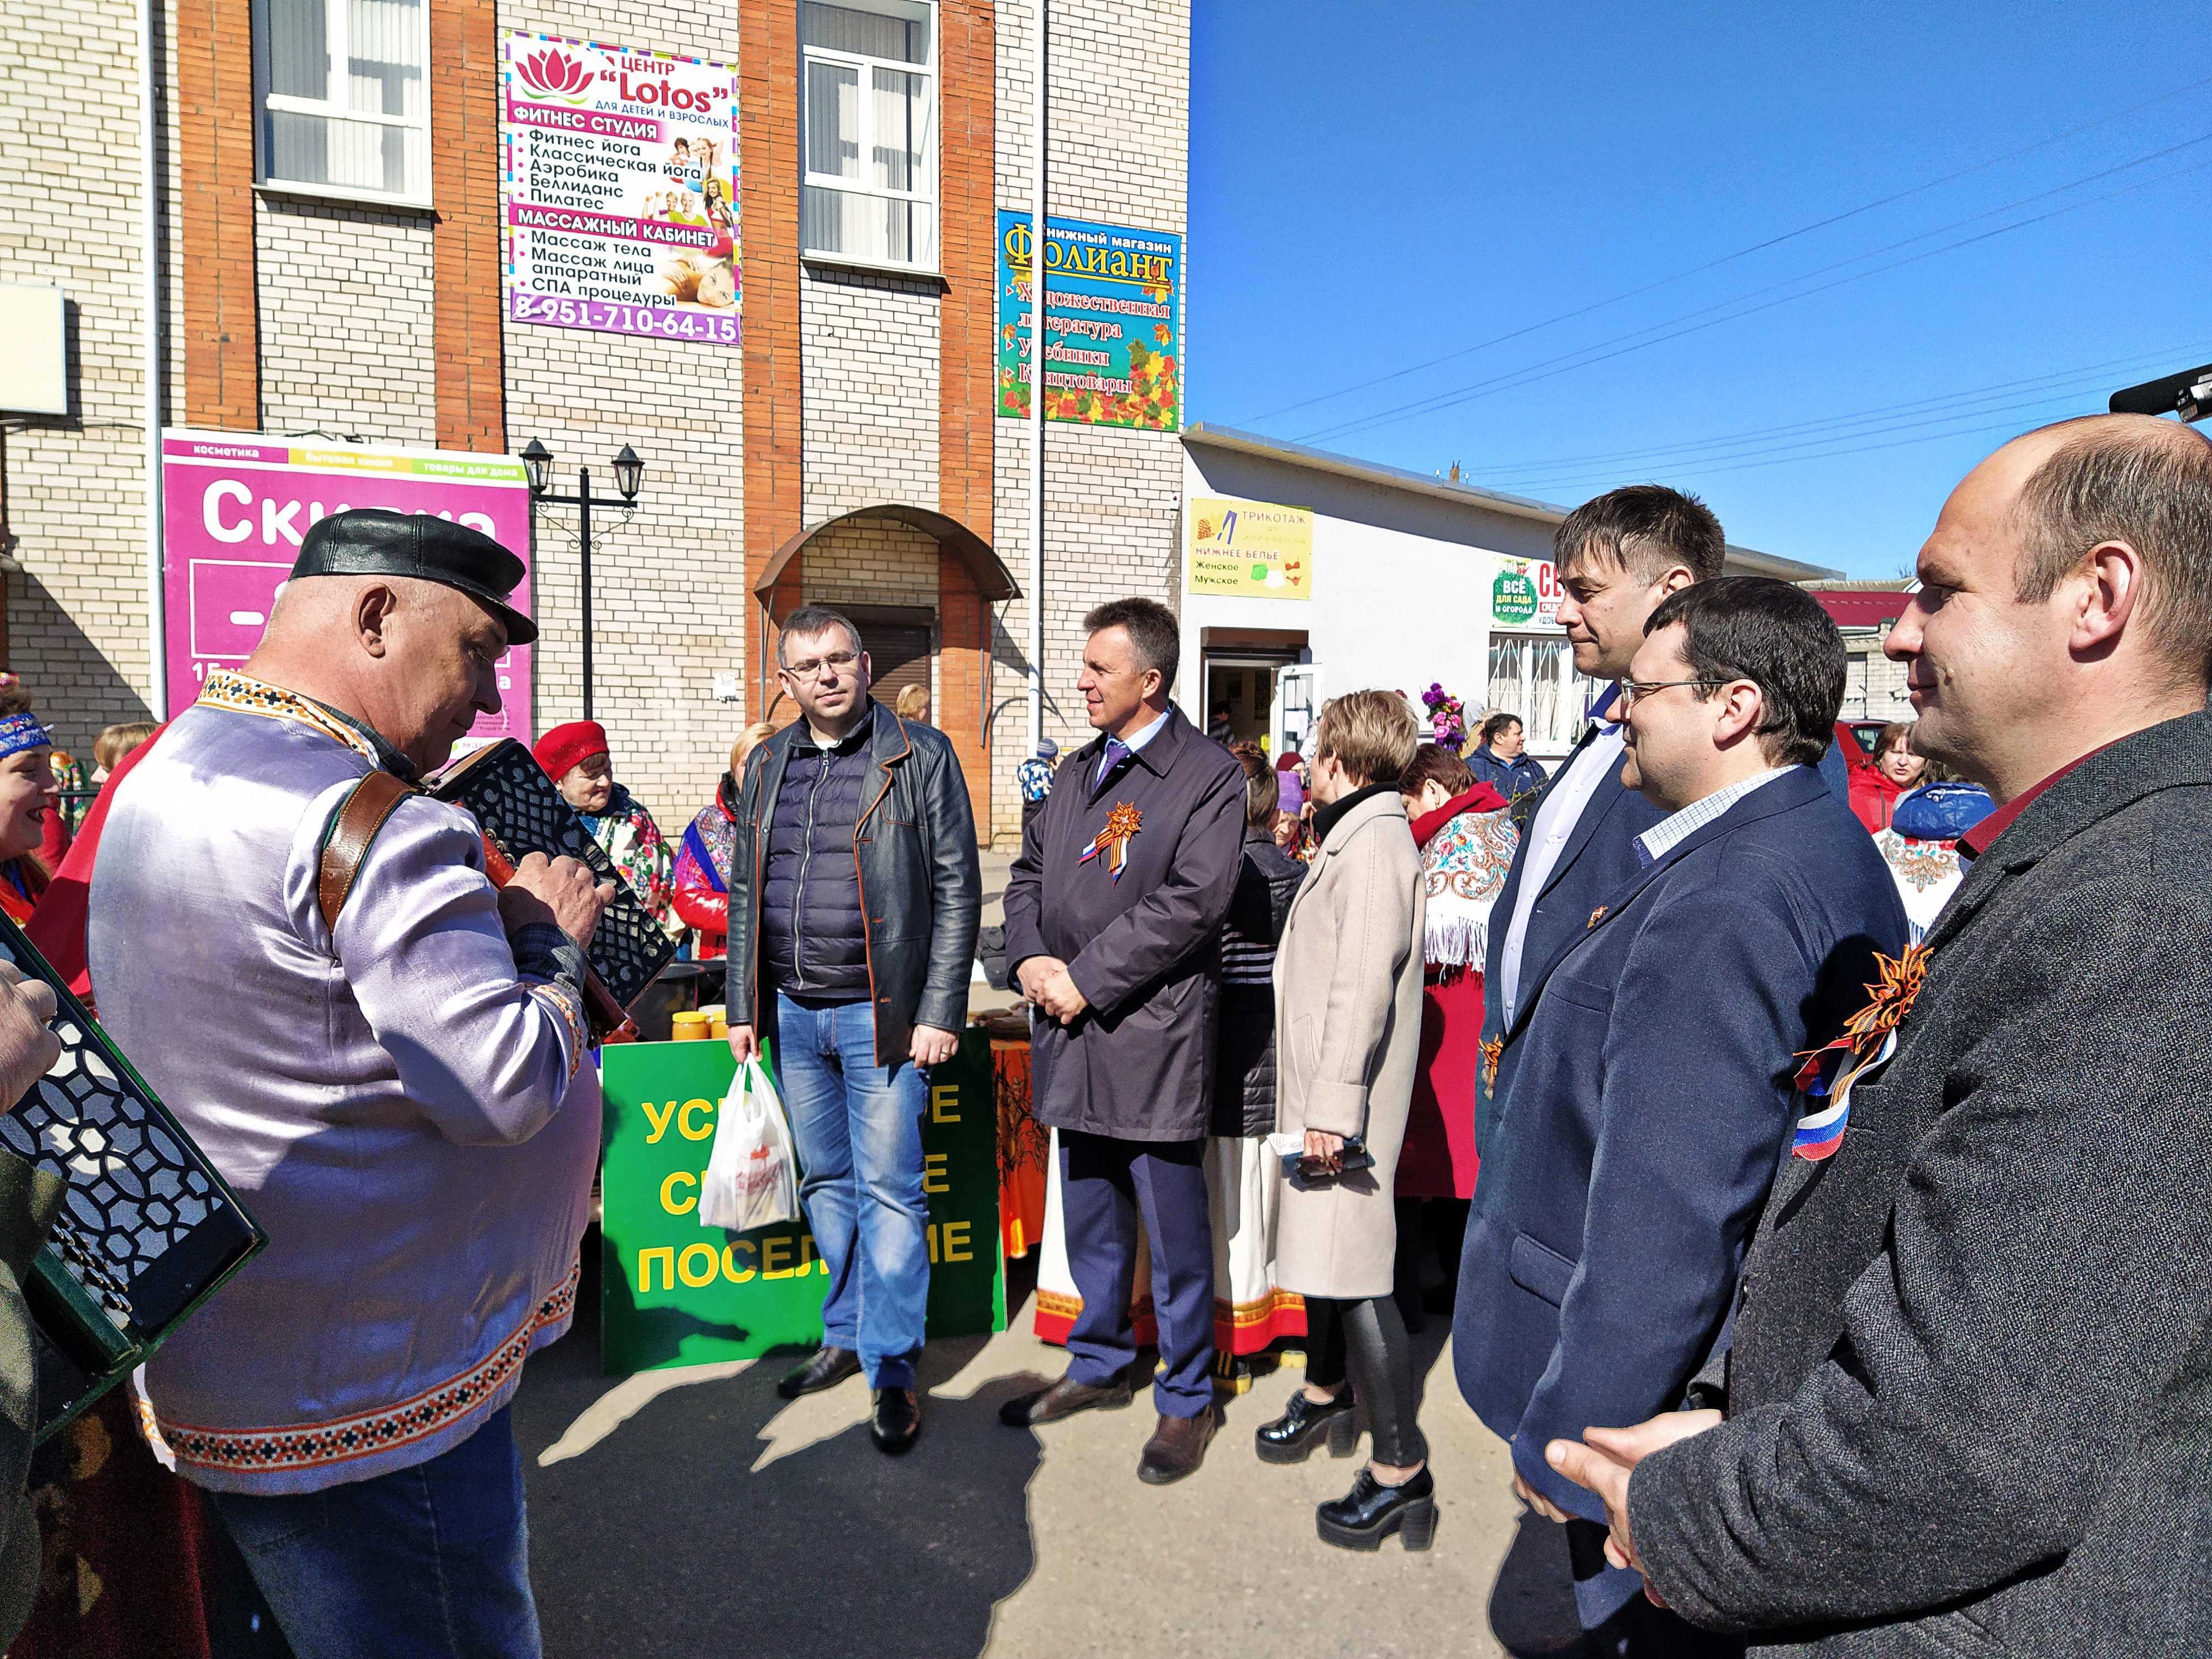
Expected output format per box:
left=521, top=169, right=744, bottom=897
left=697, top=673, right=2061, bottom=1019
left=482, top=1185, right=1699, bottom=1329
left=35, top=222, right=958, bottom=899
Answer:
left=159, top=432, right=536, bottom=739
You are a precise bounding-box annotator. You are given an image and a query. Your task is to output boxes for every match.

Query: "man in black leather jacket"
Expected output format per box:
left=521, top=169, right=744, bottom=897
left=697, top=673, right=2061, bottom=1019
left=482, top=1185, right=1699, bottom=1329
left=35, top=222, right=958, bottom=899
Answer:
left=724, top=606, right=980, bottom=1455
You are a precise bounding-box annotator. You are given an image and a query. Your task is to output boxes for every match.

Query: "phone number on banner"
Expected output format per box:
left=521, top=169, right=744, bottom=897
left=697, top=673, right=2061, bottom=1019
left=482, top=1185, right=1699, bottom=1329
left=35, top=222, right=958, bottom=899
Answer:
left=509, top=292, right=740, bottom=345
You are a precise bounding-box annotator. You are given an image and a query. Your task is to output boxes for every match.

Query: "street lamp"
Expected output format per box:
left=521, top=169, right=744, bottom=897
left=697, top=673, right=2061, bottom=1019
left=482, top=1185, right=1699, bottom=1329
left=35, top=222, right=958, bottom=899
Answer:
left=523, top=439, right=646, bottom=721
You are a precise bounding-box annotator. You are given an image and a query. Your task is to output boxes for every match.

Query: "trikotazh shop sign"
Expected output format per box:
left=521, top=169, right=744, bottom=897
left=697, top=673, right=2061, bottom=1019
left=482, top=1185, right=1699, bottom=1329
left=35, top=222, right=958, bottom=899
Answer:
left=598, top=1035, right=1005, bottom=1375
left=1186, top=496, right=1313, bottom=599
left=501, top=33, right=740, bottom=345
left=996, top=212, right=1182, bottom=430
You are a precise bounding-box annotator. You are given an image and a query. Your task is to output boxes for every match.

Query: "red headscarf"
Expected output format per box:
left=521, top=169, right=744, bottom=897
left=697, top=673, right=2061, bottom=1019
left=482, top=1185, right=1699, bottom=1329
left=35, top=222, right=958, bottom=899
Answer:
left=533, top=720, right=609, bottom=781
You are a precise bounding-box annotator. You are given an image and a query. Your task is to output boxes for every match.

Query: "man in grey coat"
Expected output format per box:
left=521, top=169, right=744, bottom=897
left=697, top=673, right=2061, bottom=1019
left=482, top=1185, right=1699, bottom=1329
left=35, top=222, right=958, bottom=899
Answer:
left=999, top=597, right=1245, bottom=1484
left=1550, top=413, right=2212, bottom=1655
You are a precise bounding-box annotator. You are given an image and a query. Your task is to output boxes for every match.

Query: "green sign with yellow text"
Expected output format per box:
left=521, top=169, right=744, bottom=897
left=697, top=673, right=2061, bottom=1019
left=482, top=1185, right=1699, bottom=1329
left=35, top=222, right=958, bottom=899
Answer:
left=598, top=1035, right=1004, bottom=1374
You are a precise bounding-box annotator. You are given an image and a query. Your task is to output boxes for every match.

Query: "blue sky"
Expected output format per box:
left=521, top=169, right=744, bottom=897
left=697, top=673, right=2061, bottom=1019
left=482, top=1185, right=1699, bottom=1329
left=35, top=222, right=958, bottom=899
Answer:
left=1186, top=1, right=2210, bottom=578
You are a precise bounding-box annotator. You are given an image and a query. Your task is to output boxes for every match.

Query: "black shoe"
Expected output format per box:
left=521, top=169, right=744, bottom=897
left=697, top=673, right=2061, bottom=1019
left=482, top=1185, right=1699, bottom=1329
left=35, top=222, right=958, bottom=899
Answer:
left=1317, top=1465, right=1436, bottom=1552
left=998, top=1370, right=1134, bottom=1427
left=1255, top=1387, right=1358, bottom=1464
left=776, top=1345, right=862, bottom=1400
left=869, top=1387, right=921, bottom=1454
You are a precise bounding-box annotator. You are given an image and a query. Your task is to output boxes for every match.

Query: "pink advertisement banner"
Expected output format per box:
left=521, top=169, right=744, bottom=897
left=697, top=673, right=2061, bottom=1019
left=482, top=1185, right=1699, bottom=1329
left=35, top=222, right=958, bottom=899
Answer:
left=159, top=432, right=536, bottom=740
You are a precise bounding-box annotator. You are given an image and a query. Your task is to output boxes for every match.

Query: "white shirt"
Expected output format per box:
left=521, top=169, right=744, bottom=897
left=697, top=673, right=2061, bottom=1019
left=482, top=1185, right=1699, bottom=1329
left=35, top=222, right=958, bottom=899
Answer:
left=1096, top=705, right=1171, bottom=784
left=1634, top=766, right=1792, bottom=868
left=1499, top=716, right=1627, bottom=1027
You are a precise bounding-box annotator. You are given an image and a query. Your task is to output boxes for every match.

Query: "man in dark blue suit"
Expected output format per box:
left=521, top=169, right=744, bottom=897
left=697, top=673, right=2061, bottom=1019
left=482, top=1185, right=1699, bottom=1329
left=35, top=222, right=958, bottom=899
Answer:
left=1456, top=578, right=1907, bottom=1653
left=1474, top=486, right=1728, bottom=1167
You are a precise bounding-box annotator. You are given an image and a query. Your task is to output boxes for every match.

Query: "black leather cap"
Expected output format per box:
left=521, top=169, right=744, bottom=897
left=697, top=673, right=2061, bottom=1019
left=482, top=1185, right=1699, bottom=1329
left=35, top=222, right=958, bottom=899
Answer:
left=290, top=508, right=538, bottom=645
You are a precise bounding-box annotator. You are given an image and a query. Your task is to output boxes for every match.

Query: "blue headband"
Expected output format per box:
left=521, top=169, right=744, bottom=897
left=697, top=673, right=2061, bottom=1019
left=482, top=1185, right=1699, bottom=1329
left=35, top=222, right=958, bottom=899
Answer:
left=0, top=714, right=53, bottom=761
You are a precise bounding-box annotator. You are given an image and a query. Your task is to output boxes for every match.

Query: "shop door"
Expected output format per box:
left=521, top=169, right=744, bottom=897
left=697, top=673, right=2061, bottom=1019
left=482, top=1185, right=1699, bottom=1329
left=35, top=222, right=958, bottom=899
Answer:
left=1201, top=659, right=1279, bottom=748
left=1272, top=665, right=1321, bottom=758
left=868, top=624, right=933, bottom=715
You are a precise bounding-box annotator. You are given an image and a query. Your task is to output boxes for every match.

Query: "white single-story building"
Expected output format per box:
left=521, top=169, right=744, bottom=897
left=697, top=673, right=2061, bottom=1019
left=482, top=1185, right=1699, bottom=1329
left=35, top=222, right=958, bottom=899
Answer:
left=1178, top=424, right=1838, bottom=761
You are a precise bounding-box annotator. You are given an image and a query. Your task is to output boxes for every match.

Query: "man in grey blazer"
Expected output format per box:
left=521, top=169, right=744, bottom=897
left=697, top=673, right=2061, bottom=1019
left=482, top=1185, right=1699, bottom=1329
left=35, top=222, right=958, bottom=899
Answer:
left=1550, top=413, right=2212, bottom=1655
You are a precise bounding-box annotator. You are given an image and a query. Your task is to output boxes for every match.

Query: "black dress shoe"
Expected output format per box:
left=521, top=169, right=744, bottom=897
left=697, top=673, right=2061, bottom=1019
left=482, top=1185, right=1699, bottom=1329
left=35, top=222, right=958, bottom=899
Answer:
left=998, top=1370, right=1134, bottom=1427
left=1255, top=1387, right=1358, bottom=1464
left=1317, top=1465, right=1436, bottom=1551
left=869, top=1387, right=921, bottom=1454
left=776, top=1345, right=862, bottom=1400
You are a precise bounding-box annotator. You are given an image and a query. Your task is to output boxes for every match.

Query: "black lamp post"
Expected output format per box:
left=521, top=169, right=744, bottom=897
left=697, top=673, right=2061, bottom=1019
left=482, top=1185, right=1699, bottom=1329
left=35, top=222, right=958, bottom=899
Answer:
left=522, top=440, right=644, bottom=721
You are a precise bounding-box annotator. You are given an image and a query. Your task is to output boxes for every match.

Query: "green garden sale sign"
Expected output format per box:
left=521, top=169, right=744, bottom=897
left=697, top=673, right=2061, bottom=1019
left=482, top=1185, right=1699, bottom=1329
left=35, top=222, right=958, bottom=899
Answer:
left=598, top=1035, right=1004, bottom=1374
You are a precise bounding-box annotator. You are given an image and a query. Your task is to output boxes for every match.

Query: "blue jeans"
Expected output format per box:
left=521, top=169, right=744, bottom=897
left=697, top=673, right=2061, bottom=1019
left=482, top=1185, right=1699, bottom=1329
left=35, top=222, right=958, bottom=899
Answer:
left=210, top=1405, right=540, bottom=1659
left=770, top=992, right=930, bottom=1389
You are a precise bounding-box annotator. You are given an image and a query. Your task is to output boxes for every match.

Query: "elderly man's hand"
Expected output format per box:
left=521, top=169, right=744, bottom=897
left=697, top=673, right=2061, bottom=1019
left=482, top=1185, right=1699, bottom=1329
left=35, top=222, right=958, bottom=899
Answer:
left=498, top=852, right=616, bottom=946
left=1036, top=968, right=1089, bottom=1023
left=910, top=1024, right=959, bottom=1067
left=1546, top=1408, right=1722, bottom=1600
left=1014, top=956, right=1066, bottom=1004
left=0, top=961, right=60, bottom=1113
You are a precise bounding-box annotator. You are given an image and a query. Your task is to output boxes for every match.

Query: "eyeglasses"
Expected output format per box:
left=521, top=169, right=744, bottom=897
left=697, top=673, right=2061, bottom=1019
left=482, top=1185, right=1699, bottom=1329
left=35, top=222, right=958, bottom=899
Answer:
left=782, top=650, right=859, bottom=680
left=1617, top=677, right=1736, bottom=708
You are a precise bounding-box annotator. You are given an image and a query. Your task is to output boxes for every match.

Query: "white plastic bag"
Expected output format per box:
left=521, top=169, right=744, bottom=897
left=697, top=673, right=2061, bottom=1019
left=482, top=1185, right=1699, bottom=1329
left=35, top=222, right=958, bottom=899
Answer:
left=698, top=1057, right=799, bottom=1232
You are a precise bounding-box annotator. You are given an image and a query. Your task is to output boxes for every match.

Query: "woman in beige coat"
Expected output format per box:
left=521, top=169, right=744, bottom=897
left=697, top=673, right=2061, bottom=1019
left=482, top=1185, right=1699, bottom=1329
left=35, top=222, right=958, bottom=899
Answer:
left=1258, top=690, right=1433, bottom=1551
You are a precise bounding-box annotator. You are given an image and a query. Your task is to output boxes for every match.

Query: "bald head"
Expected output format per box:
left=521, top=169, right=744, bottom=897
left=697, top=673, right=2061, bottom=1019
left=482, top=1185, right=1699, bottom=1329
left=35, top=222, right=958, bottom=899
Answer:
left=246, top=573, right=509, bottom=773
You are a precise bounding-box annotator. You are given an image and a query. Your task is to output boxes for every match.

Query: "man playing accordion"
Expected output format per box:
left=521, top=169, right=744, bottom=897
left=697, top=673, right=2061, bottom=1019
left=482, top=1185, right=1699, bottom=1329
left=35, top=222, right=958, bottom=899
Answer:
left=89, top=510, right=613, bottom=1659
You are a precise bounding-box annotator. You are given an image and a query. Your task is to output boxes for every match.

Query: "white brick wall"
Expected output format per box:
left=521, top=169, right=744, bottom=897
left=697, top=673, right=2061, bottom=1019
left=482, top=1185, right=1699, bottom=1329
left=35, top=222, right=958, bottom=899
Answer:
left=256, top=199, right=439, bottom=447
left=501, top=0, right=748, bottom=835
left=987, top=0, right=1192, bottom=839
left=0, top=0, right=161, bottom=758
left=800, top=267, right=940, bottom=519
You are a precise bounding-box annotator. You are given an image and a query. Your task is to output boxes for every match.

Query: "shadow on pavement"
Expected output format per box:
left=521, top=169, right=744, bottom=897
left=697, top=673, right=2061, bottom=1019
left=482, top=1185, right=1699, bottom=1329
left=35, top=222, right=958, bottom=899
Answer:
left=513, top=1238, right=1044, bottom=1659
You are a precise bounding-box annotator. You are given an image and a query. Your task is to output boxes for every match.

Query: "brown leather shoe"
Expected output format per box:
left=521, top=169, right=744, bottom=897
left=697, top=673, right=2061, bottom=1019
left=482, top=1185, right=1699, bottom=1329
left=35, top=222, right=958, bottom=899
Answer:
left=1137, top=1407, right=1218, bottom=1485
left=998, top=1371, right=1135, bottom=1427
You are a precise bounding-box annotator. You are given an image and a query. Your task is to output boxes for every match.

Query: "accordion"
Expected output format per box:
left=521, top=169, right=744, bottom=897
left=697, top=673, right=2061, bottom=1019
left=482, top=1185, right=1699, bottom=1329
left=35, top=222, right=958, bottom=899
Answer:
left=0, top=917, right=265, bottom=1439
left=426, top=739, right=680, bottom=1034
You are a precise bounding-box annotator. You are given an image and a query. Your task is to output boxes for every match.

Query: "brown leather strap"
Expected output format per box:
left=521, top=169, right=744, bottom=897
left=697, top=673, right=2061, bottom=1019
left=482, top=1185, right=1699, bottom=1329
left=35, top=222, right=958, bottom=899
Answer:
left=317, top=770, right=419, bottom=930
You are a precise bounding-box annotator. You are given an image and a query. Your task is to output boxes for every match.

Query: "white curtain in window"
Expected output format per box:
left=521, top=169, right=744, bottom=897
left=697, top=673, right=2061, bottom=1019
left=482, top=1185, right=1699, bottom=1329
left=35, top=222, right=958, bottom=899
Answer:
left=869, top=67, right=926, bottom=192
left=806, top=61, right=859, bottom=179
left=348, top=0, right=421, bottom=118
left=804, top=1, right=925, bottom=61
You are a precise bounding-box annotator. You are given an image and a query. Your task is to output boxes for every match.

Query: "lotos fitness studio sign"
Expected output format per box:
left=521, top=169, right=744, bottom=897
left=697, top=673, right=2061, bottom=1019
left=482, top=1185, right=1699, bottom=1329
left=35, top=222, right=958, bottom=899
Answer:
left=598, top=1035, right=1004, bottom=1375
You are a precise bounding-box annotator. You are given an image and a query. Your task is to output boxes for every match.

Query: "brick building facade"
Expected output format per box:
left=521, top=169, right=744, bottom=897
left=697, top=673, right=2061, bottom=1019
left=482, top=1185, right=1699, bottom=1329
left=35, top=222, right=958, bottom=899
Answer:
left=1, top=0, right=1191, bottom=843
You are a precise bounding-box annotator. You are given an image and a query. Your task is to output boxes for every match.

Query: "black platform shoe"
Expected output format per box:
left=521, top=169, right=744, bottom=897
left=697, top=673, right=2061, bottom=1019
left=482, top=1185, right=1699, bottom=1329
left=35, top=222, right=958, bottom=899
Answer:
left=1254, top=1387, right=1358, bottom=1465
left=1317, top=1465, right=1436, bottom=1551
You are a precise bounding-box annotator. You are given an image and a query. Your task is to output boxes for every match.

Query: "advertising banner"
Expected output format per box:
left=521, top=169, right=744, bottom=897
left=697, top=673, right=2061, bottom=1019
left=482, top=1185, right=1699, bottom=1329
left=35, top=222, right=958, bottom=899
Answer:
left=995, top=211, right=1182, bottom=430
left=598, top=1034, right=1005, bottom=1375
left=159, top=431, right=534, bottom=738
left=501, top=33, right=740, bottom=346
left=1489, top=554, right=1565, bottom=629
left=1185, top=495, right=1313, bottom=599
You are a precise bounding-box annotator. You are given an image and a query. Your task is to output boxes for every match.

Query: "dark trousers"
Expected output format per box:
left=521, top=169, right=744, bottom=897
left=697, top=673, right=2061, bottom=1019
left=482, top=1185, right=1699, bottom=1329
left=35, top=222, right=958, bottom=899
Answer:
left=1058, top=1130, right=1215, bottom=1416
left=1303, top=1295, right=1428, bottom=1467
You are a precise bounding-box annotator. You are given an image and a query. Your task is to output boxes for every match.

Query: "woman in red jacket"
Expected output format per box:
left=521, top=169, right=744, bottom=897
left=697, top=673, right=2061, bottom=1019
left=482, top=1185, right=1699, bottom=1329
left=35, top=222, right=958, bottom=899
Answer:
left=1849, top=720, right=1923, bottom=833
left=674, top=721, right=774, bottom=956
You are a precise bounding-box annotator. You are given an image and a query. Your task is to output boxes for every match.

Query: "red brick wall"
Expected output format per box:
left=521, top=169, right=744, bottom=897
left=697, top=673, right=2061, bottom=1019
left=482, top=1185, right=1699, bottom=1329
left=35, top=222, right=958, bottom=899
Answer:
left=432, top=0, right=505, bottom=452
left=740, top=0, right=804, bottom=719
left=177, top=0, right=258, bottom=427
left=937, top=0, right=997, bottom=829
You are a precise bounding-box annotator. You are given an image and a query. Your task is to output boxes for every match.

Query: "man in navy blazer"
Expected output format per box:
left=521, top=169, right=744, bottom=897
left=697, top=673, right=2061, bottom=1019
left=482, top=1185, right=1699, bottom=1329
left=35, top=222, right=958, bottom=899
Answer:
left=1455, top=578, right=1907, bottom=1651
left=1474, top=486, right=1728, bottom=1167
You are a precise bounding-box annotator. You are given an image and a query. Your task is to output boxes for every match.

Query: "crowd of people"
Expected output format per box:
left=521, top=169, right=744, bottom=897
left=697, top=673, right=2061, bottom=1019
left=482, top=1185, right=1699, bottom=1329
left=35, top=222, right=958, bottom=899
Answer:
left=0, top=412, right=2193, bottom=1656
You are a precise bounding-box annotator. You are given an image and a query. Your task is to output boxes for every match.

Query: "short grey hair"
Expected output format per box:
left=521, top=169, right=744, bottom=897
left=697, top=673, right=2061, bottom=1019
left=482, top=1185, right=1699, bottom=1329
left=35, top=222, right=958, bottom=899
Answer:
left=2013, top=416, right=2212, bottom=685
left=776, top=605, right=864, bottom=667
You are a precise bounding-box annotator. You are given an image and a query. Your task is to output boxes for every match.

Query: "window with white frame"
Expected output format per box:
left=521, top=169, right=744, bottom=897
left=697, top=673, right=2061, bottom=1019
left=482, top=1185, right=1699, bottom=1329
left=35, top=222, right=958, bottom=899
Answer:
left=801, top=0, right=937, bottom=269
left=1485, top=634, right=1602, bottom=752
left=253, top=0, right=430, bottom=204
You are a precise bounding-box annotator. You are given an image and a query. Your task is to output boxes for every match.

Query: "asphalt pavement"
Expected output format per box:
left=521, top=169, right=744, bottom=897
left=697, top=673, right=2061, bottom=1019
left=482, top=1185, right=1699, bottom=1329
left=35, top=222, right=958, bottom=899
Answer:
left=511, top=1244, right=1562, bottom=1659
